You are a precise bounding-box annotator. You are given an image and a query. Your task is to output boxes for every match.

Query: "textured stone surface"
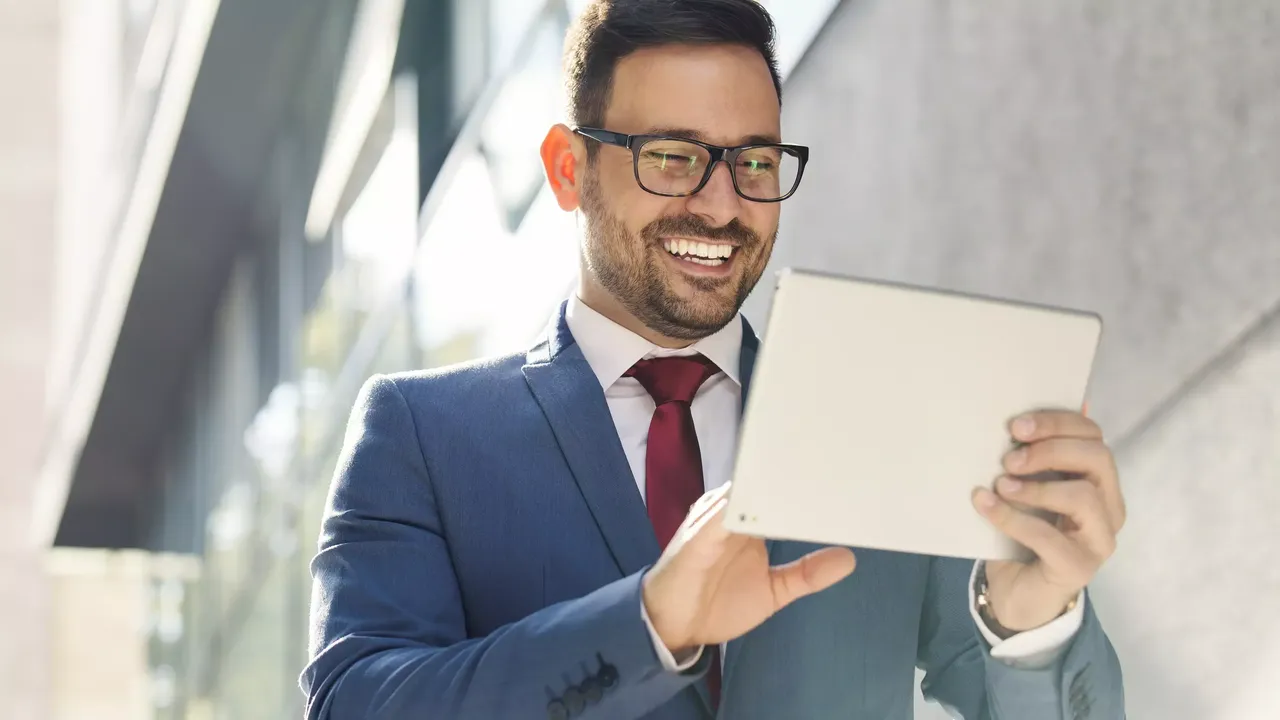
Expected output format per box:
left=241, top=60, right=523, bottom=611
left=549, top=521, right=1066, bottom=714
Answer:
left=761, top=1, right=1280, bottom=718
left=1093, top=310, right=1280, bottom=719
left=751, top=0, right=1280, bottom=442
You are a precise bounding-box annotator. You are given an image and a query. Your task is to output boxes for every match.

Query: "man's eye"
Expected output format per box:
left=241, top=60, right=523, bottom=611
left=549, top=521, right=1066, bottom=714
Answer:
left=643, top=152, right=699, bottom=171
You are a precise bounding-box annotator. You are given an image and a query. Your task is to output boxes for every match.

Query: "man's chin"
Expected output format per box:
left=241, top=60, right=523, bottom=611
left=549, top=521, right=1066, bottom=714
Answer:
left=652, top=291, right=741, bottom=338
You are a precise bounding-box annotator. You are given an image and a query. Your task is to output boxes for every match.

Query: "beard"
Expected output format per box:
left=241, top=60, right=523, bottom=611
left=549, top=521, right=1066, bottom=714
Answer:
left=578, top=171, right=775, bottom=341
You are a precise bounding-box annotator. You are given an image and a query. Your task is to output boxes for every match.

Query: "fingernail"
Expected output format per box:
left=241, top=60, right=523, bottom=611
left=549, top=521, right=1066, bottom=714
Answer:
left=1013, top=416, right=1036, bottom=439
left=1006, top=448, right=1027, bottom=470
left=999, top=476, right=1023, bottom=494
left=975, top=488, right=999, bottom=510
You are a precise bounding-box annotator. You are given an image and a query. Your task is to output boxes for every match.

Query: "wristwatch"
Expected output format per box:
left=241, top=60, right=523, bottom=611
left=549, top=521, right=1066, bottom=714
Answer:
left=974, top=562, right=1078, bottom=641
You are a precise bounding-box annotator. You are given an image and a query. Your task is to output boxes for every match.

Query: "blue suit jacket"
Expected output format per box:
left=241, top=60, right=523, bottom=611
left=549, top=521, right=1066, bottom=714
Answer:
left=302, top=303, right=1124, bottom=719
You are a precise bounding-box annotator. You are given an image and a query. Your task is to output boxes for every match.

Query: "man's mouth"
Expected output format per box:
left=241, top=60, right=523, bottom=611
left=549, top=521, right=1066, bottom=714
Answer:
left=661, top=238, right=738, bottom=268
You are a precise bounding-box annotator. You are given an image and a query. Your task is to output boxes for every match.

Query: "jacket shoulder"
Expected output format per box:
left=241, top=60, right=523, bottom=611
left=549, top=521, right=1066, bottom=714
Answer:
left=376, top=350, right=530, bottom=406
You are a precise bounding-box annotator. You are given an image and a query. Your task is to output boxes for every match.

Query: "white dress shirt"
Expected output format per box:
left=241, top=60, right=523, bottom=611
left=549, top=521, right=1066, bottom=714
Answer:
left=564, top=294, right=1085, bottom=673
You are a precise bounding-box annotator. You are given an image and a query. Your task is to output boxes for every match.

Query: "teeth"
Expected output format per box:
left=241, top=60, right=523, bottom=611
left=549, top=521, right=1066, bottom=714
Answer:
left=663, top=239, right=735, bottom=261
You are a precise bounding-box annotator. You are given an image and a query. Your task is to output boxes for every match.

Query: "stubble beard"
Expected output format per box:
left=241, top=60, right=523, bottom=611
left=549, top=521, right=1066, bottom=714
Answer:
left=579, top=171, right=774, bottom=341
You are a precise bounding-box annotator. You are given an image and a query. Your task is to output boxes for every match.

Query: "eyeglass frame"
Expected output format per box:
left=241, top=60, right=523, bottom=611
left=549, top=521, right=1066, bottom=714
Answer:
left=572, top=126, right=810, bottom=203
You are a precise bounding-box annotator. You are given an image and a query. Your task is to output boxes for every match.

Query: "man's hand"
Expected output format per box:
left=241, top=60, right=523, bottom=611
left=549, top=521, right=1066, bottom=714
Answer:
left=642, top=483, right=857, bottom=655
left=973, top=410, right=1127, bottom=632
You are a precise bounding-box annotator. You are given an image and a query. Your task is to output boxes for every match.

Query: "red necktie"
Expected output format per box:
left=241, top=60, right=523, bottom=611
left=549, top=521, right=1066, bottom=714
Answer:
left=625, top=354, right=723, bottom=709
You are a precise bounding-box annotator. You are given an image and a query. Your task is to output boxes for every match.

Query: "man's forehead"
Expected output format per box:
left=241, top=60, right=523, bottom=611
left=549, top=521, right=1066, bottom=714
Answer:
left=604, top=44, right=781, bottom=145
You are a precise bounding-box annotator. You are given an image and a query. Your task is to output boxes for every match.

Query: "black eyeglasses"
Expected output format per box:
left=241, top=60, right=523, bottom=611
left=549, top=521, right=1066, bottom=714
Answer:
left=573, top=127, right=808, bottom=202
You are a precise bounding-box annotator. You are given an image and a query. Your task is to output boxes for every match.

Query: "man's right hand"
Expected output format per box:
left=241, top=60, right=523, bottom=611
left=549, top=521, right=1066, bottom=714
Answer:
left=641, top=482, right=858, bottom=656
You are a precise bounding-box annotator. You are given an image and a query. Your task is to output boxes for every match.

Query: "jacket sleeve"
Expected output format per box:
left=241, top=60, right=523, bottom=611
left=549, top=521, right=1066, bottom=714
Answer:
left=916, top=556, right=1125, bottom=719
left=300, top=375, right=704, bottom=720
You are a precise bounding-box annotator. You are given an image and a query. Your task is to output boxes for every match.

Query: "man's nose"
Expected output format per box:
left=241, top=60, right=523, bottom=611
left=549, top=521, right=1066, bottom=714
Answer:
left=686, top=161, right=744, bottom=228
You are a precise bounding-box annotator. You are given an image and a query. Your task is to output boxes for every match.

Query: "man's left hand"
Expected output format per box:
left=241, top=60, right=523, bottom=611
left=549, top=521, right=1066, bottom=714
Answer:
left=972, top=409, right=1127, bottom=633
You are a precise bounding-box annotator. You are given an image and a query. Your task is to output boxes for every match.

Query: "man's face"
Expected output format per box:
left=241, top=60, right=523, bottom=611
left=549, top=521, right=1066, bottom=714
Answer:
left=579, top=43, right=783, bottom=341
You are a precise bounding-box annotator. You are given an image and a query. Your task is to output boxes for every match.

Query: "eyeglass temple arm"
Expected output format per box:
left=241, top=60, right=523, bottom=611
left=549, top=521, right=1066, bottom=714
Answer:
left=572, top=127, right=631, bottom=148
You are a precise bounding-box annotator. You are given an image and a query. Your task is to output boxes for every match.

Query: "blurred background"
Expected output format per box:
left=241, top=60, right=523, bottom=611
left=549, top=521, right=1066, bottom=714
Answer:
left=1, top=0, right=1276, bottom=718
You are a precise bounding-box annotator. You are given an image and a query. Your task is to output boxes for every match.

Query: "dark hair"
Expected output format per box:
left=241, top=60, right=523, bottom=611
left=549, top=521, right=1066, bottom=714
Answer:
left=564, top=0, right=782, bottom=133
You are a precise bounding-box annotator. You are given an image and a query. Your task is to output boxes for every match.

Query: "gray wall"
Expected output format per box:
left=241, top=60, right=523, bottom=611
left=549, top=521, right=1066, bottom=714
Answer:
left=753, top=2, right=1280, bottom=718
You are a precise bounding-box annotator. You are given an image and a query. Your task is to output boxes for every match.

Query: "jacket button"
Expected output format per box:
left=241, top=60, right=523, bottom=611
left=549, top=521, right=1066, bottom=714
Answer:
left=580, top=677, right=602, bottom=704
left=563, top=687, right=586, bottom=715
left=597, top=663, right=619, bottom=689
left=546, top=699, right=568, bottom=720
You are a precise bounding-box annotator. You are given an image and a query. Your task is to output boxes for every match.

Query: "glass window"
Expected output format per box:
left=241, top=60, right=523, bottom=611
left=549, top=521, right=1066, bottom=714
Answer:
left=414, top=6, right=579, bottom=362
left=488, top=0, right=546, bottom=71
left=300, top=76, right=419, bottom=441
left=211, top=556, right=292, bottom=720
left=336, top=126, right=419, bottom=312
left=410, top=154, right=578, bottom=363
left=479, top=11, right=567, bottom=233
left=199, top=261, right=268, bottom=631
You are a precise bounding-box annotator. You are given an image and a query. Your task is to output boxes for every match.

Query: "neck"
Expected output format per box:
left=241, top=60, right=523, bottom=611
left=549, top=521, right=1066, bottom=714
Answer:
left=576, top=278, right=695, bottom=350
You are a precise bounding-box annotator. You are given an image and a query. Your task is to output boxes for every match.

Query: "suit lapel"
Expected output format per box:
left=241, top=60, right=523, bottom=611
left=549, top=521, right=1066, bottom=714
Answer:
left=524, top=307, right=763, bottom=718
left=522, top=303, right=661, bottom=578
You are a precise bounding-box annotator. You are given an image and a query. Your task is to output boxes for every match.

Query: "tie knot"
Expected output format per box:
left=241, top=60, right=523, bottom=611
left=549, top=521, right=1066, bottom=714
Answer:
left=625, top=355, right=721, bottom=406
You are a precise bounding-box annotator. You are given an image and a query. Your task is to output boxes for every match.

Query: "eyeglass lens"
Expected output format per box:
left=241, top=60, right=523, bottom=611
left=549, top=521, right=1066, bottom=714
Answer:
left=636, top=138, right=801, bottom=200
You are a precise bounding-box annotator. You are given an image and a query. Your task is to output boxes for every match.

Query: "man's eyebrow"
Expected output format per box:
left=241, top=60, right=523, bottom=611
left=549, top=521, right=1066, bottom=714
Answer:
left=644, top=127, right=783, bottom=146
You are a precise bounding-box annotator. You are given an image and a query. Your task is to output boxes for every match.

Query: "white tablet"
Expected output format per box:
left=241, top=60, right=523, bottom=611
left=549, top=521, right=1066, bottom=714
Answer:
left=723, top=269, right=1103, bottom=561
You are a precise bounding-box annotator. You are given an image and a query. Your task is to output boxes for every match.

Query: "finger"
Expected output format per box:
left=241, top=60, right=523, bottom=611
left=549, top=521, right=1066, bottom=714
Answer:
left=686, top=496, right=731, bottom=541
left=1010, top=410, right=1103, bottom=443
left=1004, top=437, right=1112, bottom=479
left=768, top=547, right=857, bottom=611
left=689, top=482, right=732, bottom=523
left=1003, top=438, right=1124, bottom=529
left=680, top=483, right=732, bottom=538
left=994, top=477, right=1117, bottom=558
left=973, top=489, right=1093, bottom=587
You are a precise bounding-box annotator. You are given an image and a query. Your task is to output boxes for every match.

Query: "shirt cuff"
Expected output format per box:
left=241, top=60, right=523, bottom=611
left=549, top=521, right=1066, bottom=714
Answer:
left=968, top=561, right=1086, bottom=670
left=641, top=599, right=704, bottom=672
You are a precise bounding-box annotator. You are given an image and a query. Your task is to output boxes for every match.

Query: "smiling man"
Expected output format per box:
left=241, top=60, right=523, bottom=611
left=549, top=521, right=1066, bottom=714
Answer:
left=302, top=2, right=1126, bottom=719
left=563, top=37, right=795, bottom=345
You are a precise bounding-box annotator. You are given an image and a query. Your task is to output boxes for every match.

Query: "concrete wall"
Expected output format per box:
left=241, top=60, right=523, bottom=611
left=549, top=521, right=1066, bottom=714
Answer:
left=0, top=0, right=60, bottom=716
left=0, top=2, right=163, bottom=718
left=753, top=1, right=1280, bottom=718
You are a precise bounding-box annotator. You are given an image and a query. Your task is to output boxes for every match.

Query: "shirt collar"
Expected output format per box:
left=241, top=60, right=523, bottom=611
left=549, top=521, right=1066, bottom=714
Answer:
left=565, top=294, right=743, bottom=390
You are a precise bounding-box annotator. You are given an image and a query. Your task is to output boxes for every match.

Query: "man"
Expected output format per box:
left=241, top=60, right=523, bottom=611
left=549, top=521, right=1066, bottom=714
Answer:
left=302, top=1, right=1126, bottom=718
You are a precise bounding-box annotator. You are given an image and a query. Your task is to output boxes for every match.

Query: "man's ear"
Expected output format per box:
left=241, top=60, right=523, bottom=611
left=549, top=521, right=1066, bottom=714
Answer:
left=541, top=124, right=584, bottom=211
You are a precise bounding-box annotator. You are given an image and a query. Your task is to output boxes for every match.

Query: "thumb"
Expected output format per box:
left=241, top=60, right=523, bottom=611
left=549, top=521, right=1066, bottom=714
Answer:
left=768, top=547, right=857, bottom=611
